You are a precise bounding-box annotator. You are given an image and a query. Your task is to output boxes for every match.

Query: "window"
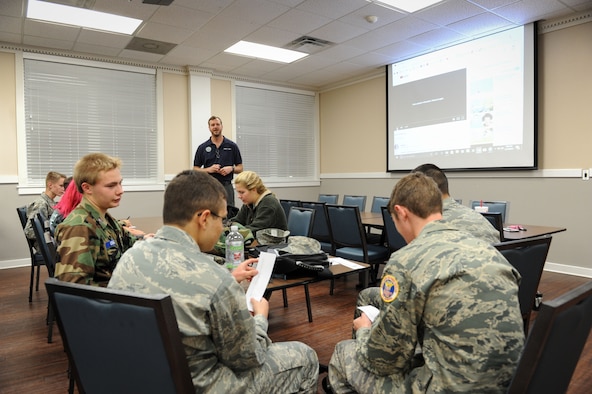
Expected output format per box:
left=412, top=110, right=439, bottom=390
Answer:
left=235, top=83, right=318, bottom=183
left=21, top=54, right=159, bottom=189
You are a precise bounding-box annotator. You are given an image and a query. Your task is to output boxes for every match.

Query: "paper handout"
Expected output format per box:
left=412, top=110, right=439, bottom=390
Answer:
left=357, top=305, right=379, bottom=322
left=245, top=251, right=276, bottom=312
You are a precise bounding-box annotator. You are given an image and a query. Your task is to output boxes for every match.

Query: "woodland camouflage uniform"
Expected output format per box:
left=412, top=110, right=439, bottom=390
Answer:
left=55, top=197, right=135, bottom=286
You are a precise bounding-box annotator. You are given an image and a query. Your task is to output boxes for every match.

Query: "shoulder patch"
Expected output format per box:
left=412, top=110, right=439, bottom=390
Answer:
left=380, top=274, right=399, bottom=303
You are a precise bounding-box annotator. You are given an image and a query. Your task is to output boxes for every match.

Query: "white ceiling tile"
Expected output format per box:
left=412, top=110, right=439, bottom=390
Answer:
left=135, top=21, right=193, bottom=44
left=309, top=20, right=369, bottom=44
left=118, top=48, right=165, bottom=63
left=416, top=0, right=487, bottom=26
left=296, top=0, right=367, bottom=19
left=447, top=11, right=515, bottom=35
left=77, top=29, right=132, bottom=48
left=149, top=4, right=214, bottom=30
left=267, top=8, right=332, bottom=34
left=72, top=42, right=123, bottom=57
left=24, top=20, right=80, bottom=42
left=23, top=35, right=74, bottom=51
left=0, top=15, right=22, bottom=34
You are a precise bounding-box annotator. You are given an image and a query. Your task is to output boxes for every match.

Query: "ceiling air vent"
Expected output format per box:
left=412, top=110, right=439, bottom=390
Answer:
left=285, top=36, right=333, bottom=54
left=125, top=37, right=176, bottom=55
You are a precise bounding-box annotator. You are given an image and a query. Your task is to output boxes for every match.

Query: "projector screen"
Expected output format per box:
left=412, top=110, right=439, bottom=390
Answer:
left=387, top=23, right=537, bottom=172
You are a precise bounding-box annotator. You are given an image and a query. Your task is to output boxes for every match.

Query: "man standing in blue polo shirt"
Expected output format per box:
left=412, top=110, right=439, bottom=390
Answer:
left=193, top=116, right=243, bottom=206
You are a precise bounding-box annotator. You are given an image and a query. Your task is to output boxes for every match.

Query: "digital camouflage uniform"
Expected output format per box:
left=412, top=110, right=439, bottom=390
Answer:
left=24, top=192, right=56, bottom=244
left=54, top=197, right=135, bottom=286
left=108, top=225, right=319, bottom=394
left=442, top=197, right=501, bottom=244
left=331, top=220, right=524, bottom=394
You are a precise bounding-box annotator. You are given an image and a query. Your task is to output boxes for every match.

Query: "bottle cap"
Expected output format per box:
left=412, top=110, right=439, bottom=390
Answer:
left=230, top=225, right=238, bottom=232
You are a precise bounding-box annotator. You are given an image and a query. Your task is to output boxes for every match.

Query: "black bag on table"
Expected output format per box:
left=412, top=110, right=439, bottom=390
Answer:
left=254, top=236, right=333, bottom=279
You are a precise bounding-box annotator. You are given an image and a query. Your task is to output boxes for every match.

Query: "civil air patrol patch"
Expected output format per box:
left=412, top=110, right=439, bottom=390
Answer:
left=380, top=275, right=399, bottom=303
left=206, top=146, right=212, bottom=152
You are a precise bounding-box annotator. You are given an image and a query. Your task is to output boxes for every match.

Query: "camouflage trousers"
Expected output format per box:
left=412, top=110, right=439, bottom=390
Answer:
left=329, top=339, right=408, bottom=394
left=241, top=341, right=319, bottom=394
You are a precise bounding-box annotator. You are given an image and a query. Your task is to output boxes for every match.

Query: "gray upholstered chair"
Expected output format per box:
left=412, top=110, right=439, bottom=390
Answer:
left=287, top=206, right=315, bottom=237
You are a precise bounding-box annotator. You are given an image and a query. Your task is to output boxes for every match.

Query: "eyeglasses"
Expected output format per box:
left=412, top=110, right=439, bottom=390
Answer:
left=197, top=210, right=226, bottom=221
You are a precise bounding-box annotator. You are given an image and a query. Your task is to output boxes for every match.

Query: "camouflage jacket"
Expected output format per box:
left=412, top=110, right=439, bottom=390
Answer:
left=54, top=197, right=135, bottom=286
left=443, top=197, right=501, bottom=244
left=24, top=192, right=56, bottom=241
left=108, top=225, right=272, bottom=392
left=355, top=220, right=524, bottom=393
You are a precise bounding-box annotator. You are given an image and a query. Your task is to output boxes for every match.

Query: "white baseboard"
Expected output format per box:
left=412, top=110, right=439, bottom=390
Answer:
left=544, top=261, right=592, bottom=278
left=0, top=258, right=29, bottom=270
left=2, top=259, right=591, bottom=279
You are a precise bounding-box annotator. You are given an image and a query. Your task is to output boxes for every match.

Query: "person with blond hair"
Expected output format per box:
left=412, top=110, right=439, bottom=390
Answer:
left=24, top=171, right=66, bottom=244
left=55, top=153, right=136, bottom=286
left=229, top=170, right=287, bottom=238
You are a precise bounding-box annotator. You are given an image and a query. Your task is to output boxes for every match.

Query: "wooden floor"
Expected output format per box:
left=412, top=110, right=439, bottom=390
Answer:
left=1, top=266, right=591, bottom=394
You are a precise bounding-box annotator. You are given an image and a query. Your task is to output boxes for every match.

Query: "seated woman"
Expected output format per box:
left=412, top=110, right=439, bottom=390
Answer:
left=230, top=170, right=287, bottom=238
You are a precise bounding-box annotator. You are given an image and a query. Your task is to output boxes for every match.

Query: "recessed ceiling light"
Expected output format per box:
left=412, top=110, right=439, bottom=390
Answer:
left=367, top=0, right=444, bottom=13
left=27, top=0, right=142, bottom=35
left=224, top=41, right=308, bottom=63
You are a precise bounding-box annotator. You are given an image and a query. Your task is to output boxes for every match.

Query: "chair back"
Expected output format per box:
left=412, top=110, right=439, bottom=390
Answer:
left=507, top=280, right=592, bottom=394
left=481, top=212, right=504, bottom=242
left=318, top=194, right=339, bottom=204
left=380, top=206, right=407, bottom=253
left=370, top=196, right=389, bottom=213
left=279, top=199, right=301, bottom=220
left=327, top=205, right=389, bottom=283
left=45, top=278, right=194, bottom=394
left=343, top=195, right=367, bottom=212
left=31, top=213, right=57, bottom=277
left=287, top=207, right=315, bottom=237
left=470, top=200, right=509, bottom=223
left=494, top=235, right=552, bottom=333
left=301, top=201, right=333, bottom=254
left=17, top=206, right=28, bottom=229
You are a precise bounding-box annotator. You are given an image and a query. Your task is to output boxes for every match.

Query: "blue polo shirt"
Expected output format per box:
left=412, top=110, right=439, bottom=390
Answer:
left=193, top=137, right=243, bottom=184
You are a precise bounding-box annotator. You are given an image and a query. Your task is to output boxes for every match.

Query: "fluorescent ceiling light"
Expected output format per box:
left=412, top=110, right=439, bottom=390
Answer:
left=368, top=0, right=444, bottom=13
left=27, top=0, right=142, bottom=35
left=224, top=41, right=308, bottom=63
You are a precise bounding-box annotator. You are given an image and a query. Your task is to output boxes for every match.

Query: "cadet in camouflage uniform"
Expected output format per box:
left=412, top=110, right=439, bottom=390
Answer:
left=328, top=173, right=524, bottom=394
left=109, top=170, right=318, bottom=393
left=55, top=153, right=135, bottom=286
left=413, top=163, right=501, bottom=244
left=24, top=171, right=66, bottom=245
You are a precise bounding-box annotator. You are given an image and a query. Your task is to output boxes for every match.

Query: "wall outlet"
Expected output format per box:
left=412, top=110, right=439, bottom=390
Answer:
left=582, top=169, right=589, bottom=180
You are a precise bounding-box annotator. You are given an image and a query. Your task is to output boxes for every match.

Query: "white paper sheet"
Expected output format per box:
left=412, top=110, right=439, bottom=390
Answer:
left=245, top=252, right=276, bottom=312
left=357, top=305, right=380, bottom=322
left=329, top=257, right=366, bottom=270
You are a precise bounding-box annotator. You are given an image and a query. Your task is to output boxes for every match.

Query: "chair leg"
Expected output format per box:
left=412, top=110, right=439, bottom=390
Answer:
left=330, top=278, right=335, bottom=296
left=35, top=264, right=41, bottom=291
left=47, top=301, right=54, bottom=343
left=29, top=264, right=35, bottom=302
left=304, top=284, right=313, bottom=322
left=282, top=288, right=288, bottom=307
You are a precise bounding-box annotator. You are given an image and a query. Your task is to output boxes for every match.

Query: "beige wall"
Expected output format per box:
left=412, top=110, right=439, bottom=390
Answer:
left=211, top=79, right=234, bottom=138
left=320, top=76, right=386, bottom=173
left=163, top=72, right=190, bottom=174
left=0, top=51, right=18, bottom=176
left=538, top=22, right=592, bottom=168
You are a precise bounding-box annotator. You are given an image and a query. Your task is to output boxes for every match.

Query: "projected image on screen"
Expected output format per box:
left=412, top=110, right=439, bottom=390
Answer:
left=387, top=24, right=536, bottom=171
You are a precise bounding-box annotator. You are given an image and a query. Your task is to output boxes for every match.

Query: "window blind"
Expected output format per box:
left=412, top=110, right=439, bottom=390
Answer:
left=23, top=58, right=157, bottom=186
left=235, top=85, right=317, bottom=182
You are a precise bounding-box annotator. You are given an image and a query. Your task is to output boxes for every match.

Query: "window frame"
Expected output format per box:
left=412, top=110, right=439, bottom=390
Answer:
left=16, top=52, right=165, bottom=195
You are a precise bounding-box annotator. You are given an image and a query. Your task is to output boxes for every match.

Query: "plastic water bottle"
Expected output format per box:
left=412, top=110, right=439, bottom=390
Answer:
left=225, top=225, right=244, bottom=271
